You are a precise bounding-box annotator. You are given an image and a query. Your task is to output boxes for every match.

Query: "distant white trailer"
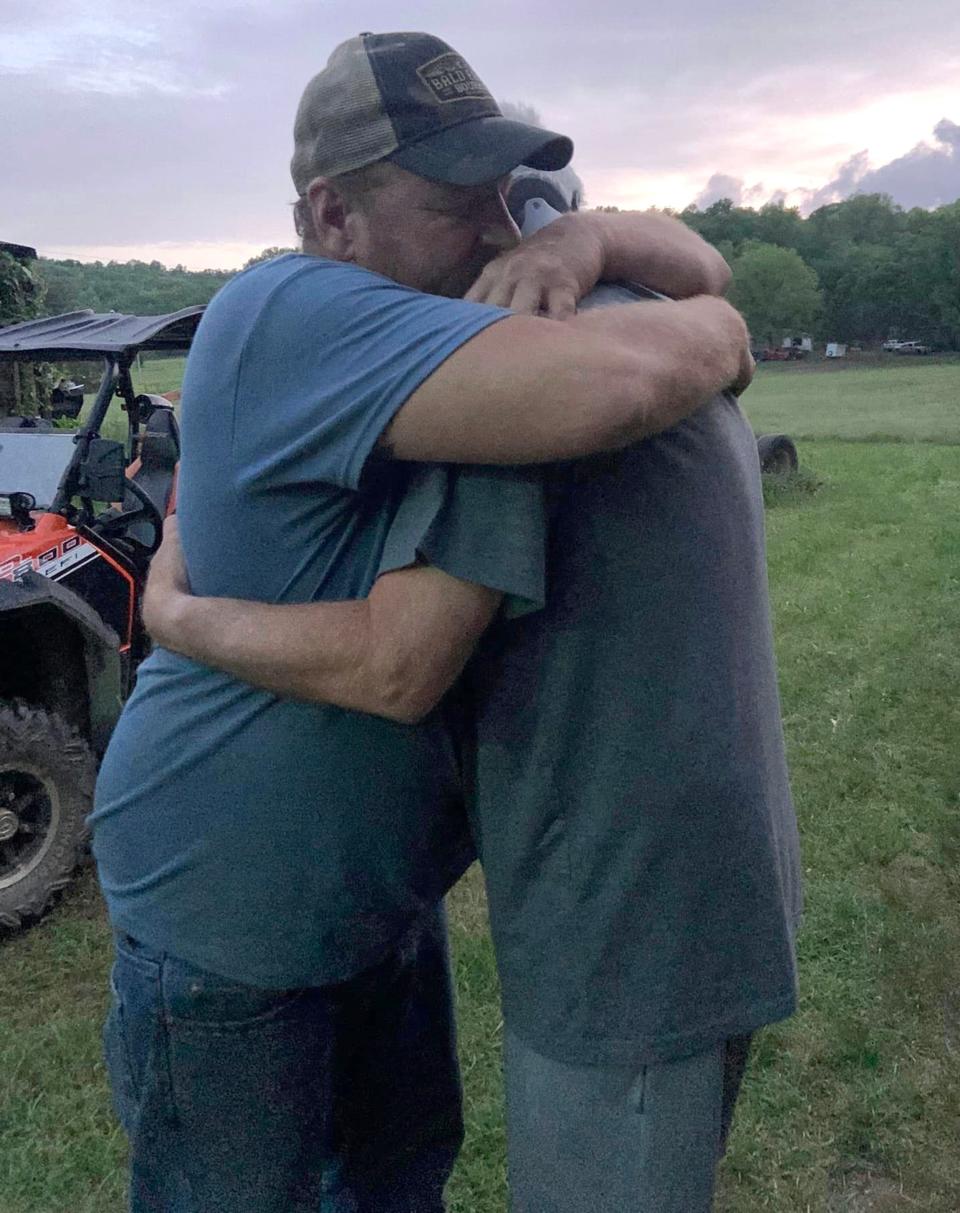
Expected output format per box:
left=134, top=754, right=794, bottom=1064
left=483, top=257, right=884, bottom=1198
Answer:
left=825, top=342, right=847, bottom=358
left=782, top=335, right=814, bottom=352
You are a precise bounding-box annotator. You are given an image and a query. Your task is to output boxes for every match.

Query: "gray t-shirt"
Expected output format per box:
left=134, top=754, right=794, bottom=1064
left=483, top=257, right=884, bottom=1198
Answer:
left=385, top=301, right=802, bottom=1065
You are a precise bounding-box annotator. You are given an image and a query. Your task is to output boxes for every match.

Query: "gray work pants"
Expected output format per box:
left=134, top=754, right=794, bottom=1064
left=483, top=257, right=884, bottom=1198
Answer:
left=504, top=1031, right=752, bottom=1213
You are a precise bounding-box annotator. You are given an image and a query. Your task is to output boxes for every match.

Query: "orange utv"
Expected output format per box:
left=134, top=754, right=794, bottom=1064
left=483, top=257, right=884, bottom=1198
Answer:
left=0, top=308, right=202, bottom=928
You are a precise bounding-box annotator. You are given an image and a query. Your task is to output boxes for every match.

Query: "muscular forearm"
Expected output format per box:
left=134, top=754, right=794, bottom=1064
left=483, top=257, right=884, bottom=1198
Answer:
left=387, top=294, right=750, bottom=463
left=146, top=545, right=500, bottom=725
left=156, top=593, right=406, bottom=715
left=566, top=294, right=745, bottom=444
left=589, top=211, right=731, bottom=299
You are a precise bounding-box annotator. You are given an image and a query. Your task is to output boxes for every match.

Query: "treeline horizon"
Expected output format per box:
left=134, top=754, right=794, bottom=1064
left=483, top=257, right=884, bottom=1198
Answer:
left=678, top=192, right=960, bottom=349
left=10, top=193, right=960, bottom=350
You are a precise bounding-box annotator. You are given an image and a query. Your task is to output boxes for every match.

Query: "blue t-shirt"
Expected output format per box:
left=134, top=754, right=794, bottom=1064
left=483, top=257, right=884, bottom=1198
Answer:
left=91, top=253, right=544, bottom=988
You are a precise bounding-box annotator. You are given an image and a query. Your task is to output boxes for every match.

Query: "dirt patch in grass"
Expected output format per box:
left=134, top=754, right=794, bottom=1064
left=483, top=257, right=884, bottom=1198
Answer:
left=827, top=1169, right=918, bottom=1211
left=763, top=465, right=823, bottom=507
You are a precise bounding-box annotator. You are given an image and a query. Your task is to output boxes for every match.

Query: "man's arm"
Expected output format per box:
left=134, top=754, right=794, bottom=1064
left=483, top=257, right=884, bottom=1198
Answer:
left=466, top=210, right=731, bottom=317
left=381, top=209, right=748, bottom=466
left=144, top=519, right=499, bottom=725
left=593, top=210, right=731, bottom=298
left=383, top=293, right=751, bottom=465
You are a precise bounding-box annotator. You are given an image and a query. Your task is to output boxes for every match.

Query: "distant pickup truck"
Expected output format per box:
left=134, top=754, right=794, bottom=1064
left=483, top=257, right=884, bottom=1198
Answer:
left=882, top=339, right=931, bottom=354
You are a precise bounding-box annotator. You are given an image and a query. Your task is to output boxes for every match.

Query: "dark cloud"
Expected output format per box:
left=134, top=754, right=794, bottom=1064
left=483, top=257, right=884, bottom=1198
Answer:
left=692, top=174, right=771, bottom=211
left=694, top=174, right=746, bottom=208
left=689, top=120, right=960, bottom=214
left=802, top=152, right=871, bottom=211
left=804, top=119, right=960, bottom=211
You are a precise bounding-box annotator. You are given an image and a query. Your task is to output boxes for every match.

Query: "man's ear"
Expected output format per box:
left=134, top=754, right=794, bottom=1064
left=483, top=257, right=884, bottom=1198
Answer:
left=305, top=178, right=356, bottom=260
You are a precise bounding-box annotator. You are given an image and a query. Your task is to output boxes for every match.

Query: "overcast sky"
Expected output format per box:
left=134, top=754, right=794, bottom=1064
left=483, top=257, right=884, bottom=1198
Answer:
left=3, top=0, right=958, bottom=269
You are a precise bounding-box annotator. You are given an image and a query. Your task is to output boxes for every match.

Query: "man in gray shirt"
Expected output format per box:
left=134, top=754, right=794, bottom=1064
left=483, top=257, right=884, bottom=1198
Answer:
left=370, top=187, right=802, bottom=1211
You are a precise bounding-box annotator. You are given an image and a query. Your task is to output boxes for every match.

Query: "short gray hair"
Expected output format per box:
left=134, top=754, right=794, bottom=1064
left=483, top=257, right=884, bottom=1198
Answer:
left=293, top=161, right=400, bottom=241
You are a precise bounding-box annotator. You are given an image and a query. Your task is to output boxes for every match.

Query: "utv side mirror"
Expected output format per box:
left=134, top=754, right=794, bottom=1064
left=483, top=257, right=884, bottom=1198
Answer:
left=77, top=439, right=126, bottom=502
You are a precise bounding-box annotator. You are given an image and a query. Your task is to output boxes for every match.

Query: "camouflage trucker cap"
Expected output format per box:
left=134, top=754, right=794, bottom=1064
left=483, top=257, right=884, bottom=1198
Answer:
left=291, top=32, right=573, bottom=192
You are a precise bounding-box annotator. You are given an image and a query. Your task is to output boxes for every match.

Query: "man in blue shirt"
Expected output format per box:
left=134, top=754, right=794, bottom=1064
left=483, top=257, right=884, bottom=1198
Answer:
left=94, top=31, right=753, bottom=1213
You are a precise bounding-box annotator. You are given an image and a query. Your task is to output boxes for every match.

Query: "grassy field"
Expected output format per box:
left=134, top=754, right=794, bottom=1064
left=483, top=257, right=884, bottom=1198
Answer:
left=3, top=361, right=959, bottom=1212
left=74, top=358, right=187, bottom=443
left=133, top=355, right=187, bottom=398
left=743, top=355, right=960, bottom=444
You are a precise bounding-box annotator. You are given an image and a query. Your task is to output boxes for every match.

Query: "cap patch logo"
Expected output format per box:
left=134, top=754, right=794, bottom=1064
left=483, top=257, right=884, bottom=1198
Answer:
left=416, top=53, right=492, bottom=104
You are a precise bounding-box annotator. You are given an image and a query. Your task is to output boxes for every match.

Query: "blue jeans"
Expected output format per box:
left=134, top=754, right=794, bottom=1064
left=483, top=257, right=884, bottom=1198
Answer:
left=103, top=907, right=463, bottom=1212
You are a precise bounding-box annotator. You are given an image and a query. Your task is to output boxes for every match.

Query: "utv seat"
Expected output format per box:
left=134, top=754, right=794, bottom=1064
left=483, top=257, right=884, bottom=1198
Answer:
left=124, top=406, right=180, bottom=546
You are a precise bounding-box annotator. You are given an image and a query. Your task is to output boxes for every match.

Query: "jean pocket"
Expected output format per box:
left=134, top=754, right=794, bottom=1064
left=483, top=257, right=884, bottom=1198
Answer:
left=103, top=985, right=134, bottom=1130
left=104, top=948, right=167, bottom=1132
left=161, top=954, right=306, bottom=1032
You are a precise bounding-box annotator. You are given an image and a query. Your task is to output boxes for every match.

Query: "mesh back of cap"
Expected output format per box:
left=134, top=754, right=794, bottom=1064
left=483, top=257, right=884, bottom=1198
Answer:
left=291, top=37, right=399, bottom=192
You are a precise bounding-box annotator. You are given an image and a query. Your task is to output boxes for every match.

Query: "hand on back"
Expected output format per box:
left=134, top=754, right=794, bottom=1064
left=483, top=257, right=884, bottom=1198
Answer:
left=142, top=515, right=190, bottom=647
left=674, top=294, right=754, bottom=398
left=464, top=210, right=752, bottom=396
left=466, top=213, right=604, bottom=320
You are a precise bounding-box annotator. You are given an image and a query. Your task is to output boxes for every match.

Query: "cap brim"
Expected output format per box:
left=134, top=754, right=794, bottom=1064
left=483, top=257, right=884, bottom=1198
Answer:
left=388, top=116, right=573, bottom=186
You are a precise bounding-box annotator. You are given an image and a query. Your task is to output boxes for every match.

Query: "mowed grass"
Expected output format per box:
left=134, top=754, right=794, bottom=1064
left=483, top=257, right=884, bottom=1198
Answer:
left=3, top=365, right=959, bottom=1212
left=73, top=357, right=187, bottom=444
left=715, top=440, right=960, bottom=1212
left=743, top=356, right=960, bottom=445
left=134, top=355, right=187, bottom=398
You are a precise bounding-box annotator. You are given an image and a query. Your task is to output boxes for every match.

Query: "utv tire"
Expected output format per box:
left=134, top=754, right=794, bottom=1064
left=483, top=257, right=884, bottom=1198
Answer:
left=0, top=703, right=95, bottom=930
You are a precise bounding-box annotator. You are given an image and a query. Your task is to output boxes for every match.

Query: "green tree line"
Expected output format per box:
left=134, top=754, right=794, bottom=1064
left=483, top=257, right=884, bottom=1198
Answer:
left=0, top=249, right=50, bottom=414
left=34, top=258, right=235, bottom=318
left=4, top=193, right=959, bottom=350
left=680, top=193, right=960, bottom=349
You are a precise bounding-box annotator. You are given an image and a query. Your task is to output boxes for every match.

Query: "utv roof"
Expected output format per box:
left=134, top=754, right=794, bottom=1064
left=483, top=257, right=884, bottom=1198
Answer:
left=0, top=307, right=205, bottom=361
left=0, top=241, right=38, bottom=261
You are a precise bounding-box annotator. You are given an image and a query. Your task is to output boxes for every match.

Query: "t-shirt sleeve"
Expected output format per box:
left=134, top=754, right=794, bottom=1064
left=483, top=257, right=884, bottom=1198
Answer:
left=378, top=464, right=547, bottom=619
left=232, top=259, right=510, bottom=492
